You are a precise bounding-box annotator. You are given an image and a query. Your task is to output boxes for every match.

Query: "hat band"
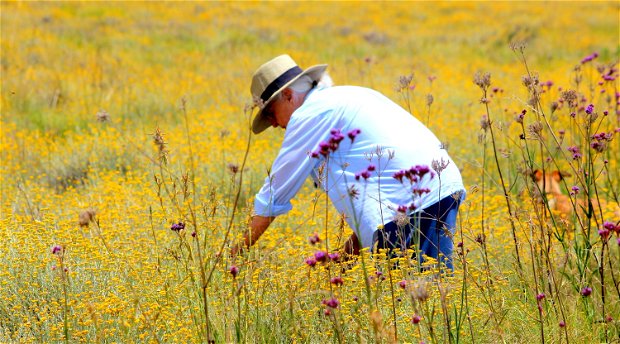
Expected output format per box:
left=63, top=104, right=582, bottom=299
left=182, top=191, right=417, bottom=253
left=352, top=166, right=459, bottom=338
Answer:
left=260, top=66, right=303, bottom=101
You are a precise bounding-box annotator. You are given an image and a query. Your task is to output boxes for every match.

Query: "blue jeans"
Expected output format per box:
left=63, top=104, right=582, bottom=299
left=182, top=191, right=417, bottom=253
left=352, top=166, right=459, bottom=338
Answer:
left=373, top=194, right=461, bottom=270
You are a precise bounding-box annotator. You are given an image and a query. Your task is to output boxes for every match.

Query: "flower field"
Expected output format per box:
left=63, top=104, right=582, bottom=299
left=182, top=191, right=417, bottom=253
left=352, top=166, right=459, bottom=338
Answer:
left=1, top=2, right=619, bottom=343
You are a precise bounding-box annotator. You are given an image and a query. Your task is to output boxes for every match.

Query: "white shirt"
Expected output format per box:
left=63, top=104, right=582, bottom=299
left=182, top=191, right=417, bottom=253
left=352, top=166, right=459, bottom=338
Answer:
left=254, top=86, right=465, bottom=247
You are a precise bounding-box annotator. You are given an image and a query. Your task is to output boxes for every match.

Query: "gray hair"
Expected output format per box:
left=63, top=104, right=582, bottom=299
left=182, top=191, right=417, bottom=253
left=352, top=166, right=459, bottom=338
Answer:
left=272, top=72, right=334, bottom=102
left=289, top=72, right=334, bottom=93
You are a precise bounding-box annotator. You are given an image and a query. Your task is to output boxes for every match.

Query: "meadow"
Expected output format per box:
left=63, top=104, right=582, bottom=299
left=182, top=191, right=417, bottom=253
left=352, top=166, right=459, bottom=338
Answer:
left=1, top=2, right=619, bottom=343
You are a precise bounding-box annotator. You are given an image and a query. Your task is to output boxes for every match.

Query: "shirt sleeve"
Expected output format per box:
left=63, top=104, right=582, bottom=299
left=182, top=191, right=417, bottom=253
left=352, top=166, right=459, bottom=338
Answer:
left=254, top=104, right=337, bottom=217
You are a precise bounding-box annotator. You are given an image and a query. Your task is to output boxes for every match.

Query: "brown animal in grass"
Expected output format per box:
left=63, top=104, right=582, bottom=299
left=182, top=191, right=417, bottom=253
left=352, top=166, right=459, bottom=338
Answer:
left=531, top=169, right=620, bottom=221
left=531, top=169, right=574, bottom=217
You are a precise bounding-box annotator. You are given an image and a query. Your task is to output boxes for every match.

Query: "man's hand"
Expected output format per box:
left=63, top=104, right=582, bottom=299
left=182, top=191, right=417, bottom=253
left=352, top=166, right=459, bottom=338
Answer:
left=343, top=232, right=361, bottom=256
left=230, top=215, right=275, bottom=257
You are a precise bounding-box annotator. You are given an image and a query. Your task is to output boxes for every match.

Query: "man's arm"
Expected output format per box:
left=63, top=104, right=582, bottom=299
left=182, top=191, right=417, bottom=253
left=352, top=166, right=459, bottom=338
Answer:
left=230, top=215, right=275, bottom=256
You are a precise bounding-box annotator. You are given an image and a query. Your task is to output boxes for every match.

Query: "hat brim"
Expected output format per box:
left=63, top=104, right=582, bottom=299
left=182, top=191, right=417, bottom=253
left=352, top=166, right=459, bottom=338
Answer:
left=252, top=64, right=328, bottom=134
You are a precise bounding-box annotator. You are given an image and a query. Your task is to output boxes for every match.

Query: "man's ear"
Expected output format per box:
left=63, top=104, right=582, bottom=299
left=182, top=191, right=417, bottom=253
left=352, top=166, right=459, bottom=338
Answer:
left=281, top=88, right=293, bottom=101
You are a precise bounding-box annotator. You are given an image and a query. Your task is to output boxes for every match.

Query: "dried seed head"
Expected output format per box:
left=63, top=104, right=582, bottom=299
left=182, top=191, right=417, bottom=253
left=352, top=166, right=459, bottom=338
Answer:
left=480, top=115, right=491, bottom=131
left=474, top=71, right=491, bottom=90
left=96, top=110, right=110, bottom=122
left=509, top=40, right=527, bottom=52
left=522, top=74, right=539, bottom=88
left=426, top=94, right=434, bottom=106
left=560, top=90, right=578, bottom=108
left=550, top=101, right=559, bottom=113
left=410, top=280, right=430, bottom=302
left=252, top=95, right=265, bottom=109
left=152, top=127, right=168, bottom=163
left=431, top=157, right=450, bottom=175
left=227, top=163, right=239, bottom=174
left=398, top=73, right=414, bottom=91
left=393, top=211, right=409, bottom=228
left=527, top=121, right=544, bottom=139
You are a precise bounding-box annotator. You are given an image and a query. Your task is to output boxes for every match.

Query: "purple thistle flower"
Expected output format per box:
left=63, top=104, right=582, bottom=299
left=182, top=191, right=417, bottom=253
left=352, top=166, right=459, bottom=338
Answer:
left=411, top=314, right=421, bottom=324
left=393, top=170, right=405, bottom=183
left=585, top=104, right=594, bottom=115
left=367, top=164, right=376, bottom=172
left=318, top=141, right=331, bottom=156
left=603, top=221, right=616, bottom=232
left=170, top=222, right=185, bottom=231
left=580, top=286, right=592, bottom=297
left=51, top=245, right=63, bottom=255
left=397, top=205, right=407, bottom=213
left=314, top=250, right=328, bottom=262
left=559, top=321, right=566, bottom=328
left=536, top=293, right=545, bottom=301
left=603, top=74, right=615, bottom=81
left=309, top=233, right=321, bottom=245
left=229, top=265, right=239, bottom=278
left=416, top=165, right=431, bottom=178
left=347, top=128, right=361, bottom=142
left=322, top=297, right=340, bottom=309
left=328, top=252, right=340, bottom=262
left=360, top=170, right=371, bottom=180
left=413, top=187, right=431, bottom=196
left=305, top=257, right=317, bottom=267
left=399, top=280, right=407, bottom=289
left=598, top=228, right=611, bottom=240
left=330, top=276, right=344, bottom=286
left=571, top=186, right=580, bottom=195
left=581, top=52, right=598, bottom=64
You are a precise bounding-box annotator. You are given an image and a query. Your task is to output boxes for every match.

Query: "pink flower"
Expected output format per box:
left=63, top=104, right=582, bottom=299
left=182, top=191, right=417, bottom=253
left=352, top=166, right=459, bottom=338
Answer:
left=51, top=245, right=63, bottom=255
left=322, top=297, right=340, bottom=309
left=314, top=251, right=328, bottom=262
left=328, top=252, right=340, bottom=262
left=305, top=258, right=317, bottom=267
left=581, top=286, right=592, bottom=297
left=229, top=266, right=239, bottom=278
left=330, top=276, right=344, bottom=286
left=347, top=128, right=361, bottom=142
left=308, top=233, right=321, bottom=245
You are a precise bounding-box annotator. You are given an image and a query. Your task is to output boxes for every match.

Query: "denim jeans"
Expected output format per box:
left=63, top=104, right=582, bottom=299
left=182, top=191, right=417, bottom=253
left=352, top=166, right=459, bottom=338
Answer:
left=373, top=193, right=461, bottom=270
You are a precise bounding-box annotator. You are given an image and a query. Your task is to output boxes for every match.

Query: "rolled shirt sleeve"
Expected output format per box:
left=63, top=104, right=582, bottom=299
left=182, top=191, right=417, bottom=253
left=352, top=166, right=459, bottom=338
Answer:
left=253, top=103, right=335, bottom=217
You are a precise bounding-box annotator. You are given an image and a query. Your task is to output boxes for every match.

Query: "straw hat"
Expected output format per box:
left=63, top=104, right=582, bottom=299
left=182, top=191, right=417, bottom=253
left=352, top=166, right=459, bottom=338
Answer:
left=250, top=54, right=327, bottom=134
